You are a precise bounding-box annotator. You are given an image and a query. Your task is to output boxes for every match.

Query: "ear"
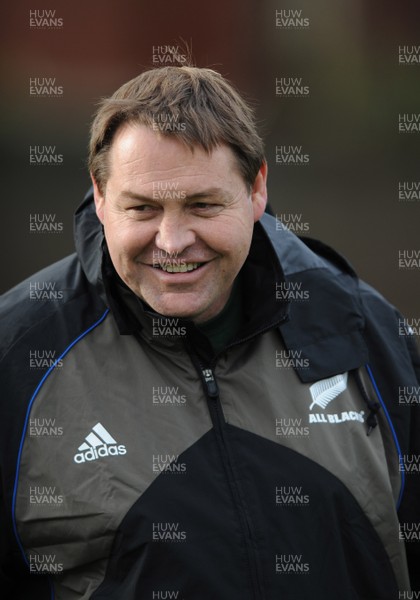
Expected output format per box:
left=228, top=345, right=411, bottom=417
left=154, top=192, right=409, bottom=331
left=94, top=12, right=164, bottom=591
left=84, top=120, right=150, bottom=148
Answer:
left=251, top=161, right=268, bottom=223
left=91, top=173, right=105, bottom=224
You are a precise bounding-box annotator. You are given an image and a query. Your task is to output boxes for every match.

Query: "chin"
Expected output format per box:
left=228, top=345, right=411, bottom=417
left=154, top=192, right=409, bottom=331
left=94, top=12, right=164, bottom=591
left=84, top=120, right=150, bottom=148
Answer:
left=144, top=299, right=196, bottom=319
left=146, top=293, right=208, bottom=320
left=157, top=307, right=201, bottom=321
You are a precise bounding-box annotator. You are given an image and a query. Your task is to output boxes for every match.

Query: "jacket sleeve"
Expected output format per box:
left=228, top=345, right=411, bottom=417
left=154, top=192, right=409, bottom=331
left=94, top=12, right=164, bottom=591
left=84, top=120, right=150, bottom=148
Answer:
left=398, top=330, right=420, bottom=591
left=359, top=280, right=420, bottom=592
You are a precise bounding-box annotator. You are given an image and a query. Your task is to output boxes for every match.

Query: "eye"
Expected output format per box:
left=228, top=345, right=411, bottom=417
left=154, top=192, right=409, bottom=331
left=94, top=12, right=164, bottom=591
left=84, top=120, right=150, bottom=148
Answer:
left=126, top=204, right=161, bottom=220
left=130, top=204, right=158, bottom=213
left=191, top=202, right=212, bottom=209
left=190, top=201, right=224, bottom=214
left=189, top=201, right=225, bottom=218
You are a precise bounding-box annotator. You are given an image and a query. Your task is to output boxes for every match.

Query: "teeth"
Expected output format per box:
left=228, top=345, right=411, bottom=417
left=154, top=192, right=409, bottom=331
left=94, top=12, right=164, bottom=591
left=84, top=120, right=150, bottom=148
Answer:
left=161, top=262, right=201, bottom=273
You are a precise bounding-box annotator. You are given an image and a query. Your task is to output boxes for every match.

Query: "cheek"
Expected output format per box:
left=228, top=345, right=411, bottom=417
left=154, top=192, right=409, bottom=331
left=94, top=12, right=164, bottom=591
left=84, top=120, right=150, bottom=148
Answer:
left=208, top=213, right=253, bottom=248
left=105, top=221, right=149, bottom=260
left=220, top=221, right=254, bottom=256
left=213, top=233, right=252, bottom=277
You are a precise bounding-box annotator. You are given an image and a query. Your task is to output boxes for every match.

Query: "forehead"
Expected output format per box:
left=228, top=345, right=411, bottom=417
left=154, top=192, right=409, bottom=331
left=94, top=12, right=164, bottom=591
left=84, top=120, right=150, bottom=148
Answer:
left=107, top=124, right=241, bottom=189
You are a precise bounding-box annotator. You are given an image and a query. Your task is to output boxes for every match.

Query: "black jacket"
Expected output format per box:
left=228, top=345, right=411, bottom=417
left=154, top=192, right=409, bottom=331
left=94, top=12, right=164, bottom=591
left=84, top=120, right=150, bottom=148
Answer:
left=1, top=190, right=419, bottom=599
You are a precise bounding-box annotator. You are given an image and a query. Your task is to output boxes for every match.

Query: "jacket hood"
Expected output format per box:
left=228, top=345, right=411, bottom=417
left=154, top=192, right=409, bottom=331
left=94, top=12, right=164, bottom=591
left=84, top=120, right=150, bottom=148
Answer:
left=74, top=188, right=369, bottom=382
left=74, top=187, right=106, bottom=303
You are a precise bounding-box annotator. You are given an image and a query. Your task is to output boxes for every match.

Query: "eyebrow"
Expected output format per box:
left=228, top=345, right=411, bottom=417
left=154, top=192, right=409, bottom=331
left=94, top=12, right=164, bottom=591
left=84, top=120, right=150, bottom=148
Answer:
left=118, top=188, right=233, bottom=204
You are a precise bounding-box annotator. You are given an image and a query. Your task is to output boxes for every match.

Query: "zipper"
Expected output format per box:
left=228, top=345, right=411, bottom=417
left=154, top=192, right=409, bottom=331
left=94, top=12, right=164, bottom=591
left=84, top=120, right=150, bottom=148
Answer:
left=182, top=317, right=288, bottom=599
left=191, top=354, right=266, bottom=600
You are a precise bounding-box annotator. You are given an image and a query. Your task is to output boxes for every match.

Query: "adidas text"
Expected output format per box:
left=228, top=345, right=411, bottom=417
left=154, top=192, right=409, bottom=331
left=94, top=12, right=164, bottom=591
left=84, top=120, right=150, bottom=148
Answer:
left=74, top=444, right=126, bottom=463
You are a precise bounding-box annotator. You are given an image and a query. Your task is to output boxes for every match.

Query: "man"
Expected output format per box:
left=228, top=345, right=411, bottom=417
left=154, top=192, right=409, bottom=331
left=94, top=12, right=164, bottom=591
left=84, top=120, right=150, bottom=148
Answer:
left=1, top=66, right=419, bottom=599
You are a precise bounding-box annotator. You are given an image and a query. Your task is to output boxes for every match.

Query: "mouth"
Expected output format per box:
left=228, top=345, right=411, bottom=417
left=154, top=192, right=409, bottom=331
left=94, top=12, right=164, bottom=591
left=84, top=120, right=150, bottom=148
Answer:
left=152, top=262, right=205, bottom=274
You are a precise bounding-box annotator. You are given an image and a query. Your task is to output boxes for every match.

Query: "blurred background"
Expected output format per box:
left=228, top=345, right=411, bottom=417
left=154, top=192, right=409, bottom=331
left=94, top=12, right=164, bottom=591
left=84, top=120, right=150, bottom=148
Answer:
left=1, top=0, right=419, bottom=326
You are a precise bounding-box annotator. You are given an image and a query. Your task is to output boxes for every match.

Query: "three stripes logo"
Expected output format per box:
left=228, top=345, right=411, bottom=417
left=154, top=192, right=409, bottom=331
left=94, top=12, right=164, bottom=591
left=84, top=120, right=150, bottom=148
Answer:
left=73, top=422, right=127, bottom=464
left=309, top=373, right=348, bottom=410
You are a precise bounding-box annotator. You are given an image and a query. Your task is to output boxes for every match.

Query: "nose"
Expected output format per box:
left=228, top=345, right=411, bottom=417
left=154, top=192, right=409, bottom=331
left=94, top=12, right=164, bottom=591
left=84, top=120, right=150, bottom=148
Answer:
left=155, top=213, right=196, bottom=255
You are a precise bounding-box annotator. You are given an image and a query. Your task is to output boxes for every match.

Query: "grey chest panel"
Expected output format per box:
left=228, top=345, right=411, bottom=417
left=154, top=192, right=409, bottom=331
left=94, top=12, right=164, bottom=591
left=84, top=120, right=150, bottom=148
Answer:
left=16, top=314, right=212, bottom=598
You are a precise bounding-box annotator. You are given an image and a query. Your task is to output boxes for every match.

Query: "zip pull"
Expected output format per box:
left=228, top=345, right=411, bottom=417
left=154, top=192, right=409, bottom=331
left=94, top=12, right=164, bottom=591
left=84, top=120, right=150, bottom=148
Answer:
left=352, top=368, right=381, bottom=436
left=202, top=368, right=219, bottom=398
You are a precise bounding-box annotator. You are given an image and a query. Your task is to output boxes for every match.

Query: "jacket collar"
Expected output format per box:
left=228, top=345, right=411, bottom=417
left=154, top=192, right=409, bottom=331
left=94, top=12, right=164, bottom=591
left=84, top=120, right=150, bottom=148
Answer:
left=261, top=214, right=369, bottom=382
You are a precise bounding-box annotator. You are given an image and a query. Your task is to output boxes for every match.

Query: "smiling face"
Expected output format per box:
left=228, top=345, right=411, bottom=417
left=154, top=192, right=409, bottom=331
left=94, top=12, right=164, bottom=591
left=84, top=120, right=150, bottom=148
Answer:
left=93, top=124, right=267, bottom=324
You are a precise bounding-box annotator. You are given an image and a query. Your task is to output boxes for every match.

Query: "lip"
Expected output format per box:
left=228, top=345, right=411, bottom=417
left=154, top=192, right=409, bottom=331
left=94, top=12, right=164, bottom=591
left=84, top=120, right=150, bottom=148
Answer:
left=144, top=260, right=212, bottom=284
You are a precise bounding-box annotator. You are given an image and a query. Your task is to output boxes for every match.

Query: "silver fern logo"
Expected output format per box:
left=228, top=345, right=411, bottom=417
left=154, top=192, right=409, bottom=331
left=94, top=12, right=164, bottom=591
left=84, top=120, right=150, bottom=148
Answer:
left=309, top=373, right=348, bottom=410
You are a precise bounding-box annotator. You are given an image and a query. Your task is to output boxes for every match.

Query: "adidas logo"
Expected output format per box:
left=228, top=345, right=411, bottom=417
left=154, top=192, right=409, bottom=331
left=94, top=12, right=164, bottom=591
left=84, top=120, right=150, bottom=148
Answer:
left=73, top=422, right=127, bottom=464
left=309, top=373, right=348, bottom=410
